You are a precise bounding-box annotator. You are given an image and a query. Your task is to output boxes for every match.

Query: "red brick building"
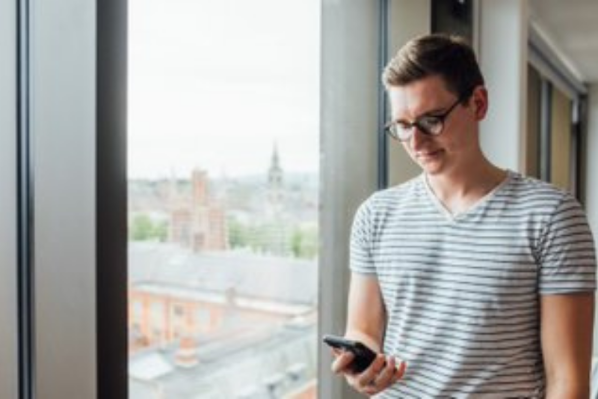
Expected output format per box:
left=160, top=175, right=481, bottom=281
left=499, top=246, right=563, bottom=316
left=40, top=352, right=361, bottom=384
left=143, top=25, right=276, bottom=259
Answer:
left=168, top=169, right=227, bottom=252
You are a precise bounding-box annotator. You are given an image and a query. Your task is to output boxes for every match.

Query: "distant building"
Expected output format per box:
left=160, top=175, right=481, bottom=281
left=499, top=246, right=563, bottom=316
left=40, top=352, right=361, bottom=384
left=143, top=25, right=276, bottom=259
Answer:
left=128, top=242, right=317, bottom=352
left=168, top=169, right=228, bottom=252
left=128, top=242, right=318, bottom=398
left=169, top=207, right=192, bottom=246
left=129, top=319, right=317, bottom=399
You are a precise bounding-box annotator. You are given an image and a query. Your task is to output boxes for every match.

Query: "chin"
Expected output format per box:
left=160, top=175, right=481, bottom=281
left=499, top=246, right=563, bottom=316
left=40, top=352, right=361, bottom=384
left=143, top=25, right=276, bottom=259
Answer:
left=419, top=162, right=444, bottom=175
left=414, top=151, right=447, bottom=174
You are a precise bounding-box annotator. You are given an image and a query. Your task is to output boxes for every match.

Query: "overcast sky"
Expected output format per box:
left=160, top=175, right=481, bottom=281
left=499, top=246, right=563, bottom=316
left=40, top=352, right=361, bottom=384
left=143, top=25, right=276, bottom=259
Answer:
left=128, top=0, right=320, bottom=179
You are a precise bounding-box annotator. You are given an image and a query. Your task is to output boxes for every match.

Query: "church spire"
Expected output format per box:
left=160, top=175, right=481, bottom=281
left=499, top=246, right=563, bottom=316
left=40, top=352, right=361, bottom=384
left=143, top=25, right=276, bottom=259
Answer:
left=267, top=142, right=284, bottom=213
left=268, top=141, right=283, bottom=188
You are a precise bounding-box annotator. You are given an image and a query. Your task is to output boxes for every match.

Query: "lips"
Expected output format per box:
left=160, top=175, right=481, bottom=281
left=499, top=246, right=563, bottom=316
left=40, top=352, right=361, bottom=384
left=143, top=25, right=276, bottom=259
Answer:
left=416, top=149, right=443, bottom=159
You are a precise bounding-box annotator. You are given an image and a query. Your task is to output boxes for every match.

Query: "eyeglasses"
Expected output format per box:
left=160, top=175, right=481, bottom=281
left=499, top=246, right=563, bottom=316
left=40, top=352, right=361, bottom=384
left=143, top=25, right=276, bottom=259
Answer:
left=385, top=97, right=464, bottom=142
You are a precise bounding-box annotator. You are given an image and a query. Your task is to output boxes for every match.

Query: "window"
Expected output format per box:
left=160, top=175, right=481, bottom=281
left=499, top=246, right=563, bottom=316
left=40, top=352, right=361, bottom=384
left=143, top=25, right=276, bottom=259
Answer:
left=528, top=22, right=588, bottom=199
left=13, top=1, right=406, bottom=397
left=526, top=64, right=582, bottom=196
left=127, top=1, right=320, bottom=397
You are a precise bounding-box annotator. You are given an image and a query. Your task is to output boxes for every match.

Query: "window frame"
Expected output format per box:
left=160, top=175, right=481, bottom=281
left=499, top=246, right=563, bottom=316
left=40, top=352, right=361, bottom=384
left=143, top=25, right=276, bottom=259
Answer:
left=528, top=21, right=588, bottom=199
left=29, top=0, right=101, bottom=397
left=0, top=0, right=19, bottom=397
left=97, top=0, right=128, bottom=397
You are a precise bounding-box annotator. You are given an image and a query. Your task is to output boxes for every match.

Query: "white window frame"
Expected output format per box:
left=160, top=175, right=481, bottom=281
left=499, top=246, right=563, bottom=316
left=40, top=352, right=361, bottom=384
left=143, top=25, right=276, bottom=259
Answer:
left=0, top=0, right=19, bottom=397
left=30, top=0, right=97, bottom=397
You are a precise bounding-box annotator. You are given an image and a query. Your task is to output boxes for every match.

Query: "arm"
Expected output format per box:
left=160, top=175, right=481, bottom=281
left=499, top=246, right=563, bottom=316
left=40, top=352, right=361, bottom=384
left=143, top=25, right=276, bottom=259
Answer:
left=330, top=272, right=406, bottom=396
left=334, top=201, right=406, bottom=394
left=541, top=293, right=595, bottom=399
left=344, top=272, right=386, bottom=352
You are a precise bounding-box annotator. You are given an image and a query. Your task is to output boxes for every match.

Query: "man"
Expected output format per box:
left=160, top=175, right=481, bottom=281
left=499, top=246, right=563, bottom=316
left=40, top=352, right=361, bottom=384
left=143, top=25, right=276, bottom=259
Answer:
left=331, top=34, right=596, bottom=398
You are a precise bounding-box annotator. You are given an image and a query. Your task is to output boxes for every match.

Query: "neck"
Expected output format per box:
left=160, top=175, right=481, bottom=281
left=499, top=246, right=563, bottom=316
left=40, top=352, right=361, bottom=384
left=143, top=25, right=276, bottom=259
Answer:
left=425, top=156, right=507, bottom=213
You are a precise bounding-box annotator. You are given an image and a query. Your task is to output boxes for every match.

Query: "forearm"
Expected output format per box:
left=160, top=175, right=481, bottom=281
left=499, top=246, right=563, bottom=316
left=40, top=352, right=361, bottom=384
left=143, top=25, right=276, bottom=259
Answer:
left=345, top=273, right=387, bottom=353
left=541, top=294, right=594, bottom=399
left=545, top=379, right=589, bottom=399
left=544, top=355, right=591, bottom=399
left=344, top=329, right=383, bottom=353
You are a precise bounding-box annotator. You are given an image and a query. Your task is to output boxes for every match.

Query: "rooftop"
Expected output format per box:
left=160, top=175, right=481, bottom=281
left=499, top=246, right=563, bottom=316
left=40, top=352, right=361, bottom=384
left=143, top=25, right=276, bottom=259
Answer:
left=130, top=320, right=317, bottom=399
left=129, top=242, right=318, bottom=306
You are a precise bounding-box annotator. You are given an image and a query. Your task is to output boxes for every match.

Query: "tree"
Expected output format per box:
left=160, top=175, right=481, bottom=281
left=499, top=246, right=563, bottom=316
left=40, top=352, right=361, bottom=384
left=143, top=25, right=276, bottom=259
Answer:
left=227, top=217, right=250, bottom=249
left=291, top=224, right=318, bottom=259
left=130, top=214, right=168, bottom=242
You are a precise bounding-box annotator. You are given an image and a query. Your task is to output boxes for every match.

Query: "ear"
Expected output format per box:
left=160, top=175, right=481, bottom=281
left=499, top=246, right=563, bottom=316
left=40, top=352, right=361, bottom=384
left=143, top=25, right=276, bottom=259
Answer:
left=470, top=86, right=488, bottom=120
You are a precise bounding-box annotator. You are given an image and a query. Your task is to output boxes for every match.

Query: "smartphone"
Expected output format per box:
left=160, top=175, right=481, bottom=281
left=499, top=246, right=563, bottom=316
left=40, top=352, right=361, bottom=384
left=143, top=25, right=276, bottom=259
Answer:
left=322, top=334, right=377, bottom=373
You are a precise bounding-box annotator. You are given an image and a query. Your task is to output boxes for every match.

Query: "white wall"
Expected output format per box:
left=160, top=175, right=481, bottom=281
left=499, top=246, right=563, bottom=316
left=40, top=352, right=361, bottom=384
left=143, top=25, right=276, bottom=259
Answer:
left=478, top=0, right=528, bottom=172
left=586, top=84, right=598, bottom=252
left=584, top=84, right=598, bottom=355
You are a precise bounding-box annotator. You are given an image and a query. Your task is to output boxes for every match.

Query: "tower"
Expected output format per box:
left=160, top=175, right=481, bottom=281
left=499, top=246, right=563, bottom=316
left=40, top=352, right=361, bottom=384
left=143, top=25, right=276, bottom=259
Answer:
left=267, top=142, right=284, bottom=212
left=263, top=143, right=290, bottom=256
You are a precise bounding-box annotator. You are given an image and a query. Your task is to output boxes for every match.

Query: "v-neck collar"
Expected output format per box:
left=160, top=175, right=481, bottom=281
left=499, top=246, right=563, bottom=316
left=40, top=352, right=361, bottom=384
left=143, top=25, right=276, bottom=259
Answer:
left=420, top=170, right=512, bottom=222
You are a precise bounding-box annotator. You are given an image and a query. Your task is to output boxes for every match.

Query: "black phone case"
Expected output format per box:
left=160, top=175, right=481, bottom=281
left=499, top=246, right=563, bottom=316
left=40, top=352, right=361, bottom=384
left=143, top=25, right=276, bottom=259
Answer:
left=322, top=334, right=377, bottom=373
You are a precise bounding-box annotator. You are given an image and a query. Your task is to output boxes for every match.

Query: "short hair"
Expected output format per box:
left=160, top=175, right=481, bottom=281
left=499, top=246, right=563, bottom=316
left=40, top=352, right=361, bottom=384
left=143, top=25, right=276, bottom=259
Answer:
left=382, top=33, right=484, bottom=101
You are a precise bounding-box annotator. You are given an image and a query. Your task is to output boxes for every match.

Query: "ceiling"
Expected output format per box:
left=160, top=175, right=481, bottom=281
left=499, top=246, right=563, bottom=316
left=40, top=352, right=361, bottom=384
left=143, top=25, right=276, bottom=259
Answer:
left=530, top=0, right=598, bottom=84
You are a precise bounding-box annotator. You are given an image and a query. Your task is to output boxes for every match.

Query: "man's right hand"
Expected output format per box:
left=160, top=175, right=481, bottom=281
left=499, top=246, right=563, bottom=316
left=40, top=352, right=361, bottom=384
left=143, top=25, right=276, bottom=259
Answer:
left=330, top=348, right=407, bottom=396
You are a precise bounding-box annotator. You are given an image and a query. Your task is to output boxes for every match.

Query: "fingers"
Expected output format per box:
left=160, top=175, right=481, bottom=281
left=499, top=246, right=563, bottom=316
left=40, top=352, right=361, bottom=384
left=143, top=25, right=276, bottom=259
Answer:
left=330, top=350, right=355, bottom=374
left=352, top=355, right=408, bottom=396
left=368, top=355, right=397, bottom=391
left=355, top=354, right=386, bottom=387
left=330, top=349, right=407, bottom=395
left=394, top=359, right=407, bottom=381
left=330, top=348, right=342, bottom=357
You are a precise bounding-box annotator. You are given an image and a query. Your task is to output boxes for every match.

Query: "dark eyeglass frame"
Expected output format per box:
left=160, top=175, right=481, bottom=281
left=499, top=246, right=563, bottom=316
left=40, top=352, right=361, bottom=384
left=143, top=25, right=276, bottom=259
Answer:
left=384, top=96, right=465, bottom=142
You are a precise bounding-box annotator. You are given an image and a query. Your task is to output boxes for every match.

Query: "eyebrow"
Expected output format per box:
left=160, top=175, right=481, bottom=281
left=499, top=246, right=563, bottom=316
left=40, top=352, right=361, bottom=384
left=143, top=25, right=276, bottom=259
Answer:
left=395, top=105, right=448, bottom=124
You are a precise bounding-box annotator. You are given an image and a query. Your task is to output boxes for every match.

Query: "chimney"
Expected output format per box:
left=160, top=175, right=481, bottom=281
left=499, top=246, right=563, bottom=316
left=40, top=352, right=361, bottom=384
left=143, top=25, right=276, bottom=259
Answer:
left=174, top=336, right=199, bottom=368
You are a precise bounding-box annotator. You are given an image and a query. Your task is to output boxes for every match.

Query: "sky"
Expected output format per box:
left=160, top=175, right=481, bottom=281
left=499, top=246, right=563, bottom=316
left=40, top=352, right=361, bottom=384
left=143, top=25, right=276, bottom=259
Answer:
left=128, top=0, right=320, bottom=179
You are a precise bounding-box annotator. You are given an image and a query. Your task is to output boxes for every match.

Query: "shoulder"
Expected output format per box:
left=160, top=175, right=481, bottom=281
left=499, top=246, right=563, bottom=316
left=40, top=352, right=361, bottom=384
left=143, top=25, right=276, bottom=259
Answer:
left=352, top=175, right=423, bottom=229
left=499, top=172, right=590, bottom=239
left=500, top=171, right=574, bottom=209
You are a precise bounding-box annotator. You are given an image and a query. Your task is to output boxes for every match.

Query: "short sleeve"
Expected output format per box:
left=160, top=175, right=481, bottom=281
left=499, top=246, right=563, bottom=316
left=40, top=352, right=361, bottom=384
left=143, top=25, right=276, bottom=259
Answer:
left=349, top=199, right=377, bottom=275
left=538, top=195, right=597, bottom=294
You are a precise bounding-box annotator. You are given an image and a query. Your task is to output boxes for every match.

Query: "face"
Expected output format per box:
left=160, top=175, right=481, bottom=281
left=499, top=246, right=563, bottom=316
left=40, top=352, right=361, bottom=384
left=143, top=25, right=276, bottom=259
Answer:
left=387, top=75, right=488, bottom=177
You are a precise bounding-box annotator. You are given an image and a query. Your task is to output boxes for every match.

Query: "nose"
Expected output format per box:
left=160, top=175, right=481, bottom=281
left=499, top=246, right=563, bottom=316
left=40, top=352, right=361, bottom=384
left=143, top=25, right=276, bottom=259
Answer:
left=409, top=126, right=428, bottom=151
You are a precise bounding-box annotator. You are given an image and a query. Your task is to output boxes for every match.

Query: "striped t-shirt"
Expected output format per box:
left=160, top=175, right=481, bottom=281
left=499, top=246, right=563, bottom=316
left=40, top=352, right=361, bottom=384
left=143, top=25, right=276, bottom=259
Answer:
left=350, top=170, right=596, bottom=398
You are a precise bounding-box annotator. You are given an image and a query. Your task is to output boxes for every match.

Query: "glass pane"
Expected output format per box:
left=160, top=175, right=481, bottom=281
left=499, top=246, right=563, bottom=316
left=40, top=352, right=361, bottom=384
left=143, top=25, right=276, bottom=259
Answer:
left=128, top=1, right=320, bottom=398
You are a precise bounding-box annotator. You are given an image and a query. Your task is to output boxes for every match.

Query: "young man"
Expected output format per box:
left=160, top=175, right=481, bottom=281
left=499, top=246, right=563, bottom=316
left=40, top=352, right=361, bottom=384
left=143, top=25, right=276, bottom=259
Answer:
left=331, top=34, right=596, bottom=398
